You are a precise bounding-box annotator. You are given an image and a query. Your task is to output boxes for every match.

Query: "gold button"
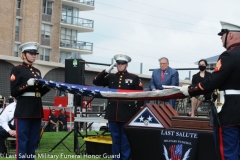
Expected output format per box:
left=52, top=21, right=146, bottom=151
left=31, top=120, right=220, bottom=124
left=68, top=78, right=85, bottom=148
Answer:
left=119, top=85, right=121, bottom=87
left=120, top=75, right=122, bottom=77
left=129, top=104, right=131, bottom=106
left=119, top=81, right=121, bottom=84
left=36, top=88, right=38, bottom=90
left=30, top=68, right=33, bottom=71
left=32, top=72, right=34, bottom=74
left=109, top=102, right=111, bottom=104
left=120, top=79, right=122, bottom=80
left=34, top=75, right=37, bottom=77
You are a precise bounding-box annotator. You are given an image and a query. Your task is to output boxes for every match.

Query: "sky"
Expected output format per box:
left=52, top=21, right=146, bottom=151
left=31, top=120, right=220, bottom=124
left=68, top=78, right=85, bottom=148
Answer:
left=78, top=0, right=240, bottom=80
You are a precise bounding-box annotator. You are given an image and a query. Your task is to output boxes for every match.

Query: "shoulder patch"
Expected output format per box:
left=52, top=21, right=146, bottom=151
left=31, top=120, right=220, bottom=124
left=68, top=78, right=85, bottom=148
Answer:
left=10, top=74, right=16, bottom=81
left=139, top=81, right=143, bottom=87
left=214, top=59, right=222, bottom=72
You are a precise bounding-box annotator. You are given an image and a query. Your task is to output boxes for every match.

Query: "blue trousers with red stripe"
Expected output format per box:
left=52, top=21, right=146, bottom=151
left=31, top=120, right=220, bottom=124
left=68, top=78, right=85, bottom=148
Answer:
left=214, top=126, right=240, bottom=160
left=108, top=121, right=130, bottom=160
left=16, top=118, right=41, bottom=160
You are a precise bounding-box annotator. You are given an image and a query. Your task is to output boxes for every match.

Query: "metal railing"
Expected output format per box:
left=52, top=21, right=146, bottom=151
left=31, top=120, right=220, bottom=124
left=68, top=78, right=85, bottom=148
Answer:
left=61, top=15, right=94, bottom=28
left=60, top=39, right=93, bottom=51
left=64, top=0, right=95, bottom=6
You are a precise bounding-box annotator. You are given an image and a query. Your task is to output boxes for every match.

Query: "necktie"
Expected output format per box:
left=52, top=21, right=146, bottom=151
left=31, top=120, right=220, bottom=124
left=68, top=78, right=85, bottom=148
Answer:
left=160, top=71, right=165, bottom=82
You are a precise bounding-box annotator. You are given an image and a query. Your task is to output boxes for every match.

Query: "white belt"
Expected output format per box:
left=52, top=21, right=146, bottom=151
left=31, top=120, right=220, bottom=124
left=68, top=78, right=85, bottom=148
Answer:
left=21, top=92, right=41, bottom=97
left=224, top=90, right=240, bottom=95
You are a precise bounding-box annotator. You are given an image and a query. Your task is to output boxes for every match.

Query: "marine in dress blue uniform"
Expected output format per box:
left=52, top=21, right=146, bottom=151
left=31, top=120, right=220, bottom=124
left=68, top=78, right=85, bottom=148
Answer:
left=10, top=42, right=50, bottom=160
left=93, top=54, right=143, bottom=160
left=186, top=22, right=240, bottom=160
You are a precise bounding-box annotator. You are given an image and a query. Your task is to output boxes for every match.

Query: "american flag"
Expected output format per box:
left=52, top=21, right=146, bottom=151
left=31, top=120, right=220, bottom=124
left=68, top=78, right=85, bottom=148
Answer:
left=169, top=144, right=183, bottom=160
left=37, top=79, right=186, bottom=100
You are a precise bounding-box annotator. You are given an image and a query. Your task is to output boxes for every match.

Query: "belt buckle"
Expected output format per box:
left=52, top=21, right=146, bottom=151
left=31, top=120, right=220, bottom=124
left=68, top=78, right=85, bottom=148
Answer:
left=35, top=92, right=40, bottom=97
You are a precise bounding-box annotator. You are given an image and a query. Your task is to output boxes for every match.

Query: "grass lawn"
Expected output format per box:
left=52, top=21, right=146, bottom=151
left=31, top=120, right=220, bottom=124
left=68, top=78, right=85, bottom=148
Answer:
left=3, top=131, right=111, bottom=160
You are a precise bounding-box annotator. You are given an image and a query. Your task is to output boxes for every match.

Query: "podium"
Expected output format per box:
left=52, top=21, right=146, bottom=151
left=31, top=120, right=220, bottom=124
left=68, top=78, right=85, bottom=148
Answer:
left=124, top=103, right=217, bottom=160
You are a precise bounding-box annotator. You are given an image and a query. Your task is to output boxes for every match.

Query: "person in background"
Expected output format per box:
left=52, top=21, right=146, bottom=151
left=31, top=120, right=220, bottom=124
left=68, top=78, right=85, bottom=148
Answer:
left=93, top=54, right=143, bottom=160
left=10, top=42, right=50, bottom=160
left=49, top=109, right=58, bottom=132
left=8, top=96, right=14, bottom=104
left=188, top=59, right=212, bottom=117
left=149, top=57, right=179, bottom=108
left=57, top=109, right=69, bottom=131
left=0, top=98, right=16, bottom=157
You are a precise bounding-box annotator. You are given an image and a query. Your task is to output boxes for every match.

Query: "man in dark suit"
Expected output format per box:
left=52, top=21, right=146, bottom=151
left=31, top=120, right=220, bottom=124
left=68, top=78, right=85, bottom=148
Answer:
left=149, top=57, right=179, bottom=108
left=93, top=54, right=143, bottom=160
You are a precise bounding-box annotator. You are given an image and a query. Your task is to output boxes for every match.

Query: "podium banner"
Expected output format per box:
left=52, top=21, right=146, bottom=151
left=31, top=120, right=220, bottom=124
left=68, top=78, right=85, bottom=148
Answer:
left=160, top=130, right=199, bottom=160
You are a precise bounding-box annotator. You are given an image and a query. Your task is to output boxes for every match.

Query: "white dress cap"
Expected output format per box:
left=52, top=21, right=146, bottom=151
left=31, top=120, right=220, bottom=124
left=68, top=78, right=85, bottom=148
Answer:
left=19, top=42, right=40, bottom=54
left=218, top=21, right=240, bottom=36
left=113, top=54, right=132, bottom=63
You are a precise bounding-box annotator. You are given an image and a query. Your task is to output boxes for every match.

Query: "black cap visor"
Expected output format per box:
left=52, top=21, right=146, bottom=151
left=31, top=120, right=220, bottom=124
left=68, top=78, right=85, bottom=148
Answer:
left=218, top=29, right=230, bottom=36
left=23, top=49, right=39, bottom=55
left=116, top=60, right=128, bottom=64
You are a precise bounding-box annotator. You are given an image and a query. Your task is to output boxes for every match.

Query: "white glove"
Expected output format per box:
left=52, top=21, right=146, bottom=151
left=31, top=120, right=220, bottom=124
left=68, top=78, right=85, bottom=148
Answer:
left=105, top=63, right=116, bottom=73
left=27, top=78, right=36, bottom=86
left=162, top=85, right=189, bottom=96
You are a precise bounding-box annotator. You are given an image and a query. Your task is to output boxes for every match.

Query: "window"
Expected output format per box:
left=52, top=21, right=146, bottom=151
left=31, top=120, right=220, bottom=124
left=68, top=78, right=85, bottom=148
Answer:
left=14, top=44, right=20, bottom=57
left=41, top=24, right=51, bottom=38
left=61, top=28, right=77, bottom=46
left=40, top=48, right=50, bottom=61
left=62, top=5, right=79, bottom=24
left=42, top=0, right=52, bottom=15
left=17, top=0, right=21, bottom=9
left=15, top=19, right=20, bottom=41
